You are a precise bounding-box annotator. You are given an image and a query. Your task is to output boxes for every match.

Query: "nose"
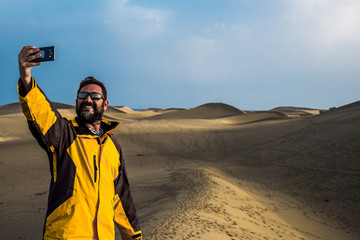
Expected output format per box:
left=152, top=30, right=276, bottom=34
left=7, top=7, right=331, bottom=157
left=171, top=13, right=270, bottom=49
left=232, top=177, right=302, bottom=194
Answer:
left=84, top=94, right=93, bottom=102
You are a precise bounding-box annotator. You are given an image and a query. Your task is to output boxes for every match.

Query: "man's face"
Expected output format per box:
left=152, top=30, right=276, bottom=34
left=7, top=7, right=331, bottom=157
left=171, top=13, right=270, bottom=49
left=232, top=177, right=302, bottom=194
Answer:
left=76, top=84, right=109, bottom=123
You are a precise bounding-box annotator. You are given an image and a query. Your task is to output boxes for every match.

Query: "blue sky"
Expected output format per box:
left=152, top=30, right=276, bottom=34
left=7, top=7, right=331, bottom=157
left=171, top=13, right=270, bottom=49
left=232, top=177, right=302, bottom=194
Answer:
left=1, top=0, right=360, bottom=110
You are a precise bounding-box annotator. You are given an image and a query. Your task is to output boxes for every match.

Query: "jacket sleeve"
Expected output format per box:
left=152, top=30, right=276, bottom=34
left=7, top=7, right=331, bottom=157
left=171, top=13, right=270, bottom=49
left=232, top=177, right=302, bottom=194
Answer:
left=113, top=138, right=142, bottom=240
left=17, top=77, right=68, bottom=150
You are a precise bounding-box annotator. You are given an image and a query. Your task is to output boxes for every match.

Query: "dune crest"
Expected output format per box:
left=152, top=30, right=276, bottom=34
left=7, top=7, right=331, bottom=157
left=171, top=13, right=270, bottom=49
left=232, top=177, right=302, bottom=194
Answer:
left=144, top=102, right=246, bottom=120
left=271, top=106, right=324, bottom=117
left=114, top=106, right=134, bottom=113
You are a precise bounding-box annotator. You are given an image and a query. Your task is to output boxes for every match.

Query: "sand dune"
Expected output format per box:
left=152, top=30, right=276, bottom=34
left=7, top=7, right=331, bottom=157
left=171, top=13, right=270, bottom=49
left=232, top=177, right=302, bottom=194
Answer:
left=144, top=103, right=246, bottom=120
left=0, top=102, right=22, bottom=115
left=0, top=112, right=33, bottom=142
left=114, top=106, right=134, bottom=113
left=217, top=111, right=288, bottom=125
left=0, top=101, right=359, bottom=240
left=271, top=106, right=324, bottom=117
left=329, top=100, right=360, bottom=111
left=51, top=102, right=74, bottom=110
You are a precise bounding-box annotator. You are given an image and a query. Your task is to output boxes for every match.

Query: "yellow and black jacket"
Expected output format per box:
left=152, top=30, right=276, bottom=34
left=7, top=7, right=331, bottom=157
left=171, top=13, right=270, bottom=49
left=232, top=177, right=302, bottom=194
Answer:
left=18, top=78, right=142, bottom=240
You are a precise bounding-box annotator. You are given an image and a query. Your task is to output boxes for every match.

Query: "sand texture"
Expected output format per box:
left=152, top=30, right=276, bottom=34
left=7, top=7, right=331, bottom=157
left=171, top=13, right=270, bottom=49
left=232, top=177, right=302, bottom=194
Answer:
left=0, top=101, right=359, bottom=240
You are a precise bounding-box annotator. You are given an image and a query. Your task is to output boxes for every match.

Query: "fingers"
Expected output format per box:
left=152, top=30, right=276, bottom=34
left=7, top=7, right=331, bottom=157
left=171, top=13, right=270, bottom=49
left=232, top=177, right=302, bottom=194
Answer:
left=18, top=46, right=39, bottom=58
left=18, top=46, right=42, bottom=67
left=19, top=46, right=40, bottom=63
left=27, top=51, right=42, bottom=63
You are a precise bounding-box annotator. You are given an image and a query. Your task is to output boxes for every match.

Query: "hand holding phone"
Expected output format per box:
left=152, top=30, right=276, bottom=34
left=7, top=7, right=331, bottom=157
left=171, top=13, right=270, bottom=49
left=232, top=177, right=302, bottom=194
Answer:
left=30, top=46, right=55, bottom=62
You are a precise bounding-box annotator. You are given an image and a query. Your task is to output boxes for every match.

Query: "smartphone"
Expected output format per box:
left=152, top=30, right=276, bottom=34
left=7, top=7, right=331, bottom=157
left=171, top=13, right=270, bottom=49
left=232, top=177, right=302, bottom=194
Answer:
left=31, top=46, right=55, bottom=62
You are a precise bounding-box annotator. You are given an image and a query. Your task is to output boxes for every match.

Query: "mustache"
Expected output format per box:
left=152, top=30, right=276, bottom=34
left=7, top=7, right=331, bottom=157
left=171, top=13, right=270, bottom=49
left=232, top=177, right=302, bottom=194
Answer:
left=79, top=101, right=96, bottom=109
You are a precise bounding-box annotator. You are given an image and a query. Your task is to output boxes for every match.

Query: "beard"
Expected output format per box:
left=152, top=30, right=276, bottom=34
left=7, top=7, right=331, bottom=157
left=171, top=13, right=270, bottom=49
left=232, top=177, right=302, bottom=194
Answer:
left=76, top=101, right=105, bottom=123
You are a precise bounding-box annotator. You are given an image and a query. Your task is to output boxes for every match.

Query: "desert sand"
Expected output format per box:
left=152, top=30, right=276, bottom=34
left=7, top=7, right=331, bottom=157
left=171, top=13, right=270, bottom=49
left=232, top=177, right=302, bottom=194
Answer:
left=0, top=101, right=359, bottom=240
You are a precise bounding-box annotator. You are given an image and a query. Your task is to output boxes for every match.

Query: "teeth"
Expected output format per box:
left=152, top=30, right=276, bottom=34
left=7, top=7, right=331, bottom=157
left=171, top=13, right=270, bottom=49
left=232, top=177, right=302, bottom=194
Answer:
left=83, top=106, right=93, bottom=110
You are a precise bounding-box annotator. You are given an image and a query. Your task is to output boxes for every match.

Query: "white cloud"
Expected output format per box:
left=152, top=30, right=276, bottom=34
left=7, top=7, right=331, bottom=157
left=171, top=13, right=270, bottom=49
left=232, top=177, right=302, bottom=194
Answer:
left=161, top=23, right=255, bottom=84
left=286, top=0, right=360, bottom=48
left=103, top=0, right=172, bottom=40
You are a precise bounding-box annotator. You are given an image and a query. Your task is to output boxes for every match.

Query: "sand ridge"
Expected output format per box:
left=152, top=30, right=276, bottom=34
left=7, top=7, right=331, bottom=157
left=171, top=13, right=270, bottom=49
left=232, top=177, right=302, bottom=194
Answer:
left=144, top=103, right=246, bottom=120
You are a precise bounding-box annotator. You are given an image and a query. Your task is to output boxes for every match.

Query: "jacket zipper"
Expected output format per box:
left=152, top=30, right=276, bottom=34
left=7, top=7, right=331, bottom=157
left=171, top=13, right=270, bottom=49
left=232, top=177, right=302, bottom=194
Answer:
left=50, top=146, right=57, bottom=183
left=93, top=155, right=98, bottom=183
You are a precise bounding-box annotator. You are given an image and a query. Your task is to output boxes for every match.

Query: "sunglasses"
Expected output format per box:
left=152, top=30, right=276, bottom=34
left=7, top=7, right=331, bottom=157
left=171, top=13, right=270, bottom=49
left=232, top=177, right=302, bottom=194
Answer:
left=77, top=92, right=104, bottom=100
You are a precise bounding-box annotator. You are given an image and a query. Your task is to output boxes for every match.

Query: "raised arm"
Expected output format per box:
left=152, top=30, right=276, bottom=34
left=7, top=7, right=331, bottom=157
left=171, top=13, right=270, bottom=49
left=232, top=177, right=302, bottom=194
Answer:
left=17, top=46, right=72, bottom=150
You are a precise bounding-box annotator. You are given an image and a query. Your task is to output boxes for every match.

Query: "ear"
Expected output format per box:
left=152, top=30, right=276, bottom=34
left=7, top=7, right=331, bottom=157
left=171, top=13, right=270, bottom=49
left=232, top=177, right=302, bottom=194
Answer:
left=103, top=99, right=109, bottom=111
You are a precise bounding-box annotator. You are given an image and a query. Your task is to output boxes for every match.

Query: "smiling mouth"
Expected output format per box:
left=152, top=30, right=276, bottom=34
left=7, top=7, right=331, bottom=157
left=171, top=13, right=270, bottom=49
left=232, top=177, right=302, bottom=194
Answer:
left=82, top=106, right=94, bottom=111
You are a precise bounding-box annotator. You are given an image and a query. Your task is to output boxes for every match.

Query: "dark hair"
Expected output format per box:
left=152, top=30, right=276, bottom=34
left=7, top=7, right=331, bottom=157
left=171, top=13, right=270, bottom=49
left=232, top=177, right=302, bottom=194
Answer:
left=77, top=76, right=107, bottom=100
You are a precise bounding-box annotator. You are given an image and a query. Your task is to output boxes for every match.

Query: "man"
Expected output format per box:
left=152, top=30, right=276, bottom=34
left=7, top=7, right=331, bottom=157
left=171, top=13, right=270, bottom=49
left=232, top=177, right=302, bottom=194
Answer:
left=17, top=46, right=143, bottom=240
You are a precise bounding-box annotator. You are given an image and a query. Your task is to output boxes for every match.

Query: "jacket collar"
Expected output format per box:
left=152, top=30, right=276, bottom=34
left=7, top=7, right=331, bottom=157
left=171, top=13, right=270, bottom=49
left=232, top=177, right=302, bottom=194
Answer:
left=72, top=117, right=121, bottom=137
